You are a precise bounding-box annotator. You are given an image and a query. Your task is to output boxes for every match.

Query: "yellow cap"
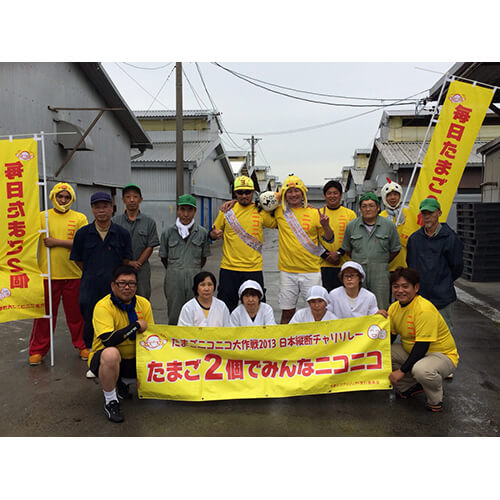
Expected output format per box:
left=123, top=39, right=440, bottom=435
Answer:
left=234, top=176, right=254, bottom=191
left=280, top=174, right=307, bottom=210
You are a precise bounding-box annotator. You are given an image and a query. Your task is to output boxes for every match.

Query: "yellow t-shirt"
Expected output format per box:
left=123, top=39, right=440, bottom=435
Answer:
left=89, top=294, right=154, bottom=363
left=379, top=207, right=411, bottom=271
left=271, top=206, right=326, bottom=273
left=38, top=209, right=88, bottom=279
left=320, top=205, right=357, bottom=269
left=214, top=203, right=274, bottom=272
left=388, top=294, right=459, bottom=366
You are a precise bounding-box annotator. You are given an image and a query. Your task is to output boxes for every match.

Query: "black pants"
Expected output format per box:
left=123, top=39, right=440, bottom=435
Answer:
left=321, top=267, right=342, bottom=293
left=217, top=268, right=265, bottom=312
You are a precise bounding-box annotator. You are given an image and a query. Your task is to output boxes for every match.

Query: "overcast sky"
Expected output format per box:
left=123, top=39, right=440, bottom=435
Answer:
left=103, top=61, right=452, bottom=186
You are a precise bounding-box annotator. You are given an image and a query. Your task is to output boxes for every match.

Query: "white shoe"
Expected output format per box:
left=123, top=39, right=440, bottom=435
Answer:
left=445, top=373, right=454, bottom=379
left=86, top=369, right=96, bottom=379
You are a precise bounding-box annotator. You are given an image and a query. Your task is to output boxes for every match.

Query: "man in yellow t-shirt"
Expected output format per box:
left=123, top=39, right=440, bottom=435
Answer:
left=318, top=180, right=357, bottom=291
left=388, top=267, right=459, bottom=412
left=89, top=265, right=154, bottom=423
left=210, top=176, right=274, bottom=312
left=267, top=174, right=334, bottom=324
left=379, top=179, right=412, bottom=271
left=28, top=183, right=88, bottom=366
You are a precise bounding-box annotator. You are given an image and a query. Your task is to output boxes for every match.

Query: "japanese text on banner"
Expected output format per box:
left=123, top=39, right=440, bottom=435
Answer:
left=0, top=138, right=45, bottom=322
left=405, top=80, right=494, bottom=234
left=136, top=315, right=392, bottom=402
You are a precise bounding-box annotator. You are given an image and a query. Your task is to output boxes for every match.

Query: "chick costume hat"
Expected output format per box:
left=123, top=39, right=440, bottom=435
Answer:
left=381, top=178, right=403, bottom=209
left=280, top=174, right=308, bottom=210
left=50, top=182, right=76, bottom=213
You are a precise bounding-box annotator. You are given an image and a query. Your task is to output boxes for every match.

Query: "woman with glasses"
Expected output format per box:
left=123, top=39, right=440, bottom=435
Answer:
left=230, top=280, right=276, bottom=326
left=177, top=271, right=230, bottom=327
left=289, top=285, right=337, bottom=323
left=327, top=261, right=386, bottom=319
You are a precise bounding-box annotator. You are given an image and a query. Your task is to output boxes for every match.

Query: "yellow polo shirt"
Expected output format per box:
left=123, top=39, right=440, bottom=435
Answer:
left=388, top=294, right=459, bottom=366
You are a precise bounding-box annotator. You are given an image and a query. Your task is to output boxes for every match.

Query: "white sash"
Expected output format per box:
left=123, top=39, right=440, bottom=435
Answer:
left=283, top=208, right=325, bottom=257
left=224, top=209, right=263, bottom=254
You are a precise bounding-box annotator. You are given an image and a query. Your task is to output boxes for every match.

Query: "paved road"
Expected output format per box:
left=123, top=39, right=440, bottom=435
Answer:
left=1, top=230, right=499, bottom=436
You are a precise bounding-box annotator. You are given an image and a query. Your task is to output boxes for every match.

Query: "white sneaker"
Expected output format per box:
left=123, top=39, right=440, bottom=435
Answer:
left=86, top=369, right=96, bottom=379
left=445, top=373, right=454, bottom=379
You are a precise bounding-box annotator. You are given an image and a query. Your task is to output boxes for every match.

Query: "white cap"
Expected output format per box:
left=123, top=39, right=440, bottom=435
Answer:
left=340, top=261, right=366, bottom=281
left=238, top=280, right=264, bottom=299
left=306, top=285, right=329, bottom=303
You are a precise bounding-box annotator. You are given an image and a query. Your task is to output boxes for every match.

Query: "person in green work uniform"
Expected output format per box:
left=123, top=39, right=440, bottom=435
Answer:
left=113, top=184, right=159, bottom=300
left=339, top=192, right=401, bottom=309
left=159, top=194, right=211, bottom=325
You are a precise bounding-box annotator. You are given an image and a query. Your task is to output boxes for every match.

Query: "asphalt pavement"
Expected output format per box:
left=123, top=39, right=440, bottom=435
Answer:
left=1, top=228, right=499, bottom=437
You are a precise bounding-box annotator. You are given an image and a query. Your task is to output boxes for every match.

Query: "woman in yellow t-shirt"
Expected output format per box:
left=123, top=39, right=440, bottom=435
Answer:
left=388, top=267, right=459, bottom=412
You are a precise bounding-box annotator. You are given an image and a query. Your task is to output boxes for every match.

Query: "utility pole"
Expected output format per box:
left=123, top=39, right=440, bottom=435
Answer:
left=244, top=135, right=261, bottom=169
left=176, top=62, right=184, bottom=199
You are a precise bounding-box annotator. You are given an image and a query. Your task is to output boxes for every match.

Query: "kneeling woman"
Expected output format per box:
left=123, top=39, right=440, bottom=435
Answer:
left=177, top=271, right=230, bottom=327
left=328, top=261, right=383, bottom=318
left=230, top=280, right=276, bottom=326
left=290, top=286, right=337, bottom=323
left=388, top=267, right=459, bottom=412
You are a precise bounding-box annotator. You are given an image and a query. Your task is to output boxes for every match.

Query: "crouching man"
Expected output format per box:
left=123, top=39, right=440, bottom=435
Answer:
left=388, top=267, right=459, bottom=412
left=88, top=265, right=154, bottom=423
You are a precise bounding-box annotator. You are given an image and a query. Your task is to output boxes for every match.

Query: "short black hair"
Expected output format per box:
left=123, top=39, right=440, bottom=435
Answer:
left=323, top=180, right=343, bottom=195
left=390, top=267, right=420, bottom=286
left=192, top=271, right=217, bottom=296
left=111, top=265, right=138, bottom=282
left=241, top=288, right=262, bottom=301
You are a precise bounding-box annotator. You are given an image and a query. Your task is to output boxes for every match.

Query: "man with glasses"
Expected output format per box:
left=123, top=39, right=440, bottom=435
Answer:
left=210, top=176, right=274, bottom=311
left=70, top=192, right=132, bottom=350
left=88, top=265, right=154, bottom=423
left=339, top=192, right=400, bottom=309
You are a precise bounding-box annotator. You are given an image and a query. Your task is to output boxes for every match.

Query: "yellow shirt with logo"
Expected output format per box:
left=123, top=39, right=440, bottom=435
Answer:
left=269, top=206, right=326, bottom=274
left=320, top=205, right=357, bottom=269
left=379, top=207, right=411, bottom=271
left=38, top=209, right=88, bottom=279
left=89, top=294, right=154, bottom=363
left=214, top=203, right=274, bottom=272
left=388, top=294, right=459, bottom=366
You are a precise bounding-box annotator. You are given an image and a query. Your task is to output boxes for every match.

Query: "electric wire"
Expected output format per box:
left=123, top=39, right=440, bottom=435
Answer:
left=123, top=62, right=173, bottom=70
left=227, top=89, right=428, bottom=136
left=213, top=62, right=422, bottom=102
left=183, top=67, right=209, bottom=109
left=194, top=62, right=247, bottom=150
left=114, top=63, right=169, bottom=109
left=146, top=64, right=176, bottom=111
left=213, top=62, right=421, bottom=108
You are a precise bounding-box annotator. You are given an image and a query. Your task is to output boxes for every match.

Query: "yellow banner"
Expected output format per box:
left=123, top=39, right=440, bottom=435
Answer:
left=137, top=316, right=392, bottom=401
left=406, top=80, right=494, bottom=234
left=0, top=138, right=45, bottom=322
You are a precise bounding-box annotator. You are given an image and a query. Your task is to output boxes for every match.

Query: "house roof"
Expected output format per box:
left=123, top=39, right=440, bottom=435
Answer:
left=132, top=141, right=213, bottom=163
left=428, top=62, right=500, bottom=104
left=78, top=63, right=152, bottom=151
left=375, top=138, right=487, bottom=167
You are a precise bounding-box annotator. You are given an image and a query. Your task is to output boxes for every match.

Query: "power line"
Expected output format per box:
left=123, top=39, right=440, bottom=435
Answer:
left=146, top=64, right=176, bottom=111
left=183, top=67, right=209, bottom=109
left=227, top=89, right=427, bottom=136
left=114, top=63, right=169, bottom=109
left=213, top=62, right=421, bottom=108
left=212, top=62, right=421, bottom=102
left=122, top=62, right=173, bottom=70
left=194, top=63, right=247, bottom=150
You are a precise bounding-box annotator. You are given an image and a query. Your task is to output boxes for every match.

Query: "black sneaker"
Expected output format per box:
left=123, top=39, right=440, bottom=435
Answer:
left=104, top=400, right=124, bottom=423
left=116, top=379, right=132, bottom=400
left=396, top=383, right=424, bottom=399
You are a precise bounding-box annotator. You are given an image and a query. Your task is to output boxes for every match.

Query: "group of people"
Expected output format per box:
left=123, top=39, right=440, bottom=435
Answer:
left=27, top=172, right=464, bottom=423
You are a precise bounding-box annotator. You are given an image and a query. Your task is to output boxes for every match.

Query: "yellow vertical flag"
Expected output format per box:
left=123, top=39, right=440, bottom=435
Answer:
left=405, top=80, right=494, bottom=234
left=0, top=138, right=45, bottom=322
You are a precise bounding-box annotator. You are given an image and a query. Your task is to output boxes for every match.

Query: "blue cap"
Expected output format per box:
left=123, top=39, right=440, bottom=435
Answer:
left=90, top=191, right=112, bottom=204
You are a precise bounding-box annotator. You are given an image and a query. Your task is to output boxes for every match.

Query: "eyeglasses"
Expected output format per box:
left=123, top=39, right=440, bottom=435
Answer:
left=236, top=190, right=253, bottom=195
left=343, top=274, right=359, bottom=280
left=114, top=281, right=137, bottom=289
